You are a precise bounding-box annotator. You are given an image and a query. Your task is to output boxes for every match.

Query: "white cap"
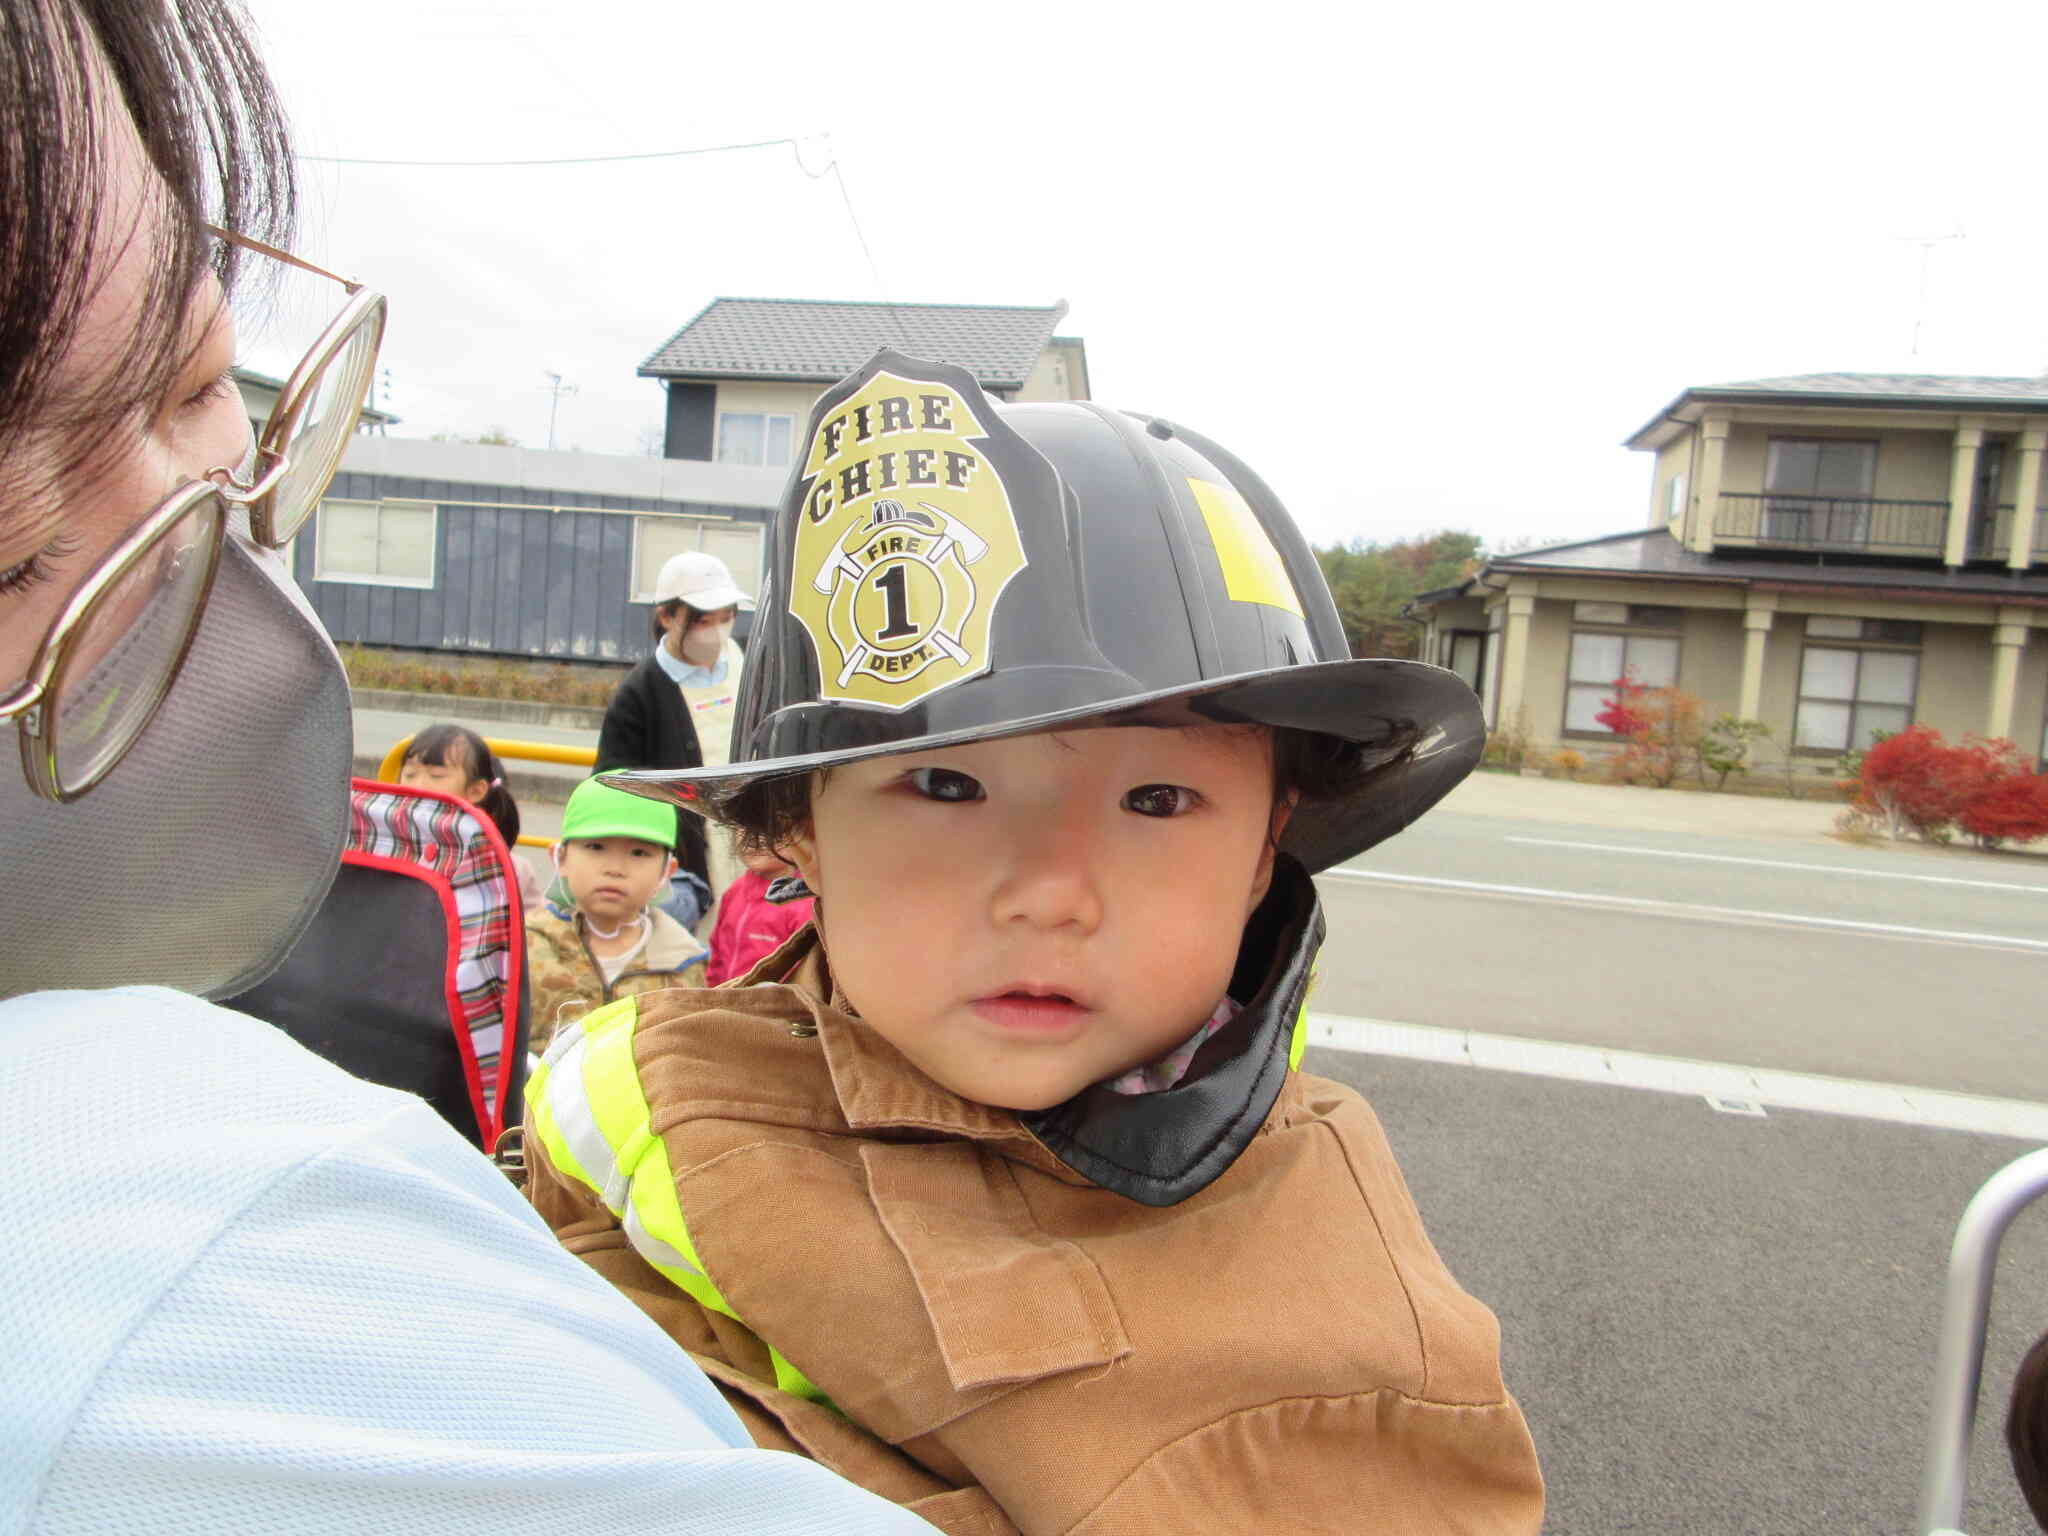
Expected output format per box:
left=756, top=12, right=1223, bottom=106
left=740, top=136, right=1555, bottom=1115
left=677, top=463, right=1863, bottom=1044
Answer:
left=653, top=550, right=753, bottom=611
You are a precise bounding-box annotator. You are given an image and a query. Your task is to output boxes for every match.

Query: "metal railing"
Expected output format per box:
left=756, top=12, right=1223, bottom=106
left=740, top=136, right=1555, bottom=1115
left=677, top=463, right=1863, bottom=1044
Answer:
left=376, top=733, right=594, bottom=848
left=1918, top=1146, right=2048, bottom=1534
left=1714, top=493, right=1950, bottom=554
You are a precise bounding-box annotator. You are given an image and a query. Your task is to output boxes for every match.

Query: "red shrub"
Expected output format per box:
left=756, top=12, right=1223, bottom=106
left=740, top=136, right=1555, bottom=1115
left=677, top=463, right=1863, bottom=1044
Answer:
left=1859, top=726, right=2033, bottom=840
left=1595, top=675, right=1651, bottom=739
left=1959, top=773, right=2048, bottom=847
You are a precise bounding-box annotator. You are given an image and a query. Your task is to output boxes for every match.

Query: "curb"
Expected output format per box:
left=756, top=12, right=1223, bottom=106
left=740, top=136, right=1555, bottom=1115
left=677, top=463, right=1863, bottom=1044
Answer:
left=350, top=687, right=608, bottom=732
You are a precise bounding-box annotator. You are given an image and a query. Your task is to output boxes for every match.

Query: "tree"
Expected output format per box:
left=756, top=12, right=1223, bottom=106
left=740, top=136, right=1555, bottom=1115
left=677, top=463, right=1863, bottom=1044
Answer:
left=1595, top=672, right=1704, bottom=787
left=1857, top=726, right=2031, bottom=841
left=1313, top=531, right=1482, bottom=658
left=429, top=426, right=522, bottom=446
left=1957, top=774, right=2048, bottom=848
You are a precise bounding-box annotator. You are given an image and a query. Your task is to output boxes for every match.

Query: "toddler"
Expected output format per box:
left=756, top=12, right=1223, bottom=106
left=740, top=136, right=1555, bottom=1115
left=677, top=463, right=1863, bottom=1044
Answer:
left=525, top=353, right=1543, bottom=1534
left=704, top=848, right=817, bottom=986
left=398, top=723, right=540, bottom=908
left=525, top=776, right=706, bottom=1050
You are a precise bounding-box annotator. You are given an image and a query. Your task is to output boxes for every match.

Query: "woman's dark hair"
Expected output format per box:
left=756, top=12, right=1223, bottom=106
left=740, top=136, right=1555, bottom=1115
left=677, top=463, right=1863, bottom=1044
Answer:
left=407, top=723, right=522, bottom=849
left=2011, top=1329, right=2048, bottom=1531
left=0, top=0, right=294, bottom=485
left=716, top=725, right=1385, bottom=860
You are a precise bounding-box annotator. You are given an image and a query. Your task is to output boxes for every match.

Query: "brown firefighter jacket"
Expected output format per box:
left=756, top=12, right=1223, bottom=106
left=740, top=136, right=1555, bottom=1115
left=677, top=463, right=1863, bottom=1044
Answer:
left=524, top=931, right=1543, bottom=1536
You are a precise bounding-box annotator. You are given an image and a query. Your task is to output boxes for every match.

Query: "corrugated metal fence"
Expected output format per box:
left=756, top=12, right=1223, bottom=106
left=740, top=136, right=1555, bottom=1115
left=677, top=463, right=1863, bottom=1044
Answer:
left=296, top=469, right=768, bottom=661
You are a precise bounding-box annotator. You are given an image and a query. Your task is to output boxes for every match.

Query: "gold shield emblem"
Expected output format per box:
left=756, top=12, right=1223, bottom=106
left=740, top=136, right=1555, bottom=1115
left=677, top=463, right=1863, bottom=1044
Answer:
left=790, top=369, right=1028, bottom=710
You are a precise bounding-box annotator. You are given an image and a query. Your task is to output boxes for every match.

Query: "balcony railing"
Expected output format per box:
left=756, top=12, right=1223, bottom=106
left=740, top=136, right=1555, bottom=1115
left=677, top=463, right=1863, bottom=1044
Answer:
left=1714, top=493, right=1953, bottom=556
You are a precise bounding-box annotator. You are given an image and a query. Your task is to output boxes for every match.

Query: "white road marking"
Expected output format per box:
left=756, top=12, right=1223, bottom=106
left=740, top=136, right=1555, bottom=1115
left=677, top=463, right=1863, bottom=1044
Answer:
left=1317, top=867, right=2048, bottom=955
left=1304, top=1012, right=2048, bottom=1142
left=1502, top=835, right=2048, bottom=895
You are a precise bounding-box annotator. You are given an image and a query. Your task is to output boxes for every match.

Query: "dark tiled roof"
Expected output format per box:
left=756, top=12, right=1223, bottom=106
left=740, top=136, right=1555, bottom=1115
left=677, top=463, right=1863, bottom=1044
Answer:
left=1705, top=372, right=2048, bottom=404
left=638, top=298, right=1068, bottom=386
left=1411, top=529, right=2048, bottom=605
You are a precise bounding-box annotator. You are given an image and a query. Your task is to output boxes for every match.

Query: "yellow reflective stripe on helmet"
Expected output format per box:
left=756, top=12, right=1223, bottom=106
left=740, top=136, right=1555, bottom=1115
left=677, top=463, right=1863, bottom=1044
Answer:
left=526, top=994, right=827, bottom=1404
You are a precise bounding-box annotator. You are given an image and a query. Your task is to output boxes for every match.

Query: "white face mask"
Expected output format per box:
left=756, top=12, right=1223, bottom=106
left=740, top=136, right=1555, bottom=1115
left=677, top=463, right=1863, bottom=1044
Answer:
left=0, top=531, right=352, bottom=999
left=679, top=620, right=732, bottom=666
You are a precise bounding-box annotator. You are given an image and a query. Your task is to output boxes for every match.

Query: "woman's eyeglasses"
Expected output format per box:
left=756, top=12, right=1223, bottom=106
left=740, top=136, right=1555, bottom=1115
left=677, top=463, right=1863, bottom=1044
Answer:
left=0, top=227, right=385, bottom=801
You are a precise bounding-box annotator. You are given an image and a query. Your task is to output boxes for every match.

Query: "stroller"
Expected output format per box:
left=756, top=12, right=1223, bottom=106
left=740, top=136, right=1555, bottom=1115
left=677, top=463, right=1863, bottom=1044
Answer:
left=225, top=778, right=529, bottom=1152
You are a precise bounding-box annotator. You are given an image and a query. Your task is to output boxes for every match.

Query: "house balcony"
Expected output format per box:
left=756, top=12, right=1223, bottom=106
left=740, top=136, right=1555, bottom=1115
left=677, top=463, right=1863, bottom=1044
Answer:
left=1712, top=492, right=2014, bottom=560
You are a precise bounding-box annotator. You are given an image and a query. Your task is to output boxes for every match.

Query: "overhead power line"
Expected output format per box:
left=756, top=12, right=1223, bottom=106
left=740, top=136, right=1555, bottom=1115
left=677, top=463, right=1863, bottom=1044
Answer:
left=296, top=136, right=797, bottom=167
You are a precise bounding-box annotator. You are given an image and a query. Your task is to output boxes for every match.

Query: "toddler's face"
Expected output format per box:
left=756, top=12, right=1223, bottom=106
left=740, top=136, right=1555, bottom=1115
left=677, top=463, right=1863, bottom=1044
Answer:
left=558, top=835, right=673, bottom=926
left=784, top=725, right=1287, bottom=1111
left=398, top=754, right=485, bottom=804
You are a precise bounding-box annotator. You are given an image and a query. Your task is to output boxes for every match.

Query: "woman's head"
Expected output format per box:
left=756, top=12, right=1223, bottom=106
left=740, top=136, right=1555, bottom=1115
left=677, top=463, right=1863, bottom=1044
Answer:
left=401, top=723, right=521, bottom=848
left=0, top=0, right=292, bottom=522
left=0, top=2, right=370, bottom=999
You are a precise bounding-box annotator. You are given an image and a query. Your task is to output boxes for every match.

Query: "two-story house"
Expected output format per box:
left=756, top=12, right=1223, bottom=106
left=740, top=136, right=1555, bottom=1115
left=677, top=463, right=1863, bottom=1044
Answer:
left=640, top=297, right=1090, bottom=466
left=1409, top=373, right=2048, bottom=771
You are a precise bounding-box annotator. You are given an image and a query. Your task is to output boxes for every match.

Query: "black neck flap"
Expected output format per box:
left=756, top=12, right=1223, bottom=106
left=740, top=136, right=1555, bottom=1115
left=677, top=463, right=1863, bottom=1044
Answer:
left=1019, top=856, right=1325, bottom=1207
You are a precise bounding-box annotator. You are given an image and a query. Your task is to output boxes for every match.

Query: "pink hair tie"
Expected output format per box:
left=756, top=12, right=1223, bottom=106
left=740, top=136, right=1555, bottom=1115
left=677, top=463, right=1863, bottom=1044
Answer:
left=489, top=777, right=504, bottom=788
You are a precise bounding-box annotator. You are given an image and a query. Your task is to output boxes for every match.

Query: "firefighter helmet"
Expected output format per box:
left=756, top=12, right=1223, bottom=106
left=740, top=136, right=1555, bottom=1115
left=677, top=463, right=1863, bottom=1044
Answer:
left=607, top=349, right=1481, bottom=872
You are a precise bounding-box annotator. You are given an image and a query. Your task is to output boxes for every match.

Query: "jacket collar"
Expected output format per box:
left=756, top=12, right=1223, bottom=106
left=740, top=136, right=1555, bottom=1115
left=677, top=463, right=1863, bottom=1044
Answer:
left=1018, top=856, right=1324, bottom=1208
left=765, top=859, right=1325, bottom=1204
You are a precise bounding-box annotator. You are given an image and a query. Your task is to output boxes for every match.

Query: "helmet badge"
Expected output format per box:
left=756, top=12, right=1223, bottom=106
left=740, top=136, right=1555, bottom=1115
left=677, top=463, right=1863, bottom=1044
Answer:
left=790, top=367, right=1029, bottom=711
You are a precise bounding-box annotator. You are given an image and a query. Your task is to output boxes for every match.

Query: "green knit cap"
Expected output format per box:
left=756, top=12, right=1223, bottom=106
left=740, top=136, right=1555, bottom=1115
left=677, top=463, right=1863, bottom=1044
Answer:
left=560, top=776, right=676, bottom=850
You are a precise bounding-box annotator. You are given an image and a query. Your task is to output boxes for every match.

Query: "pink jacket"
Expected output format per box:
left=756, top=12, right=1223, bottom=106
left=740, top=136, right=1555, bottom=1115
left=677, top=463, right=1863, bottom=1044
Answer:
left=705, top=870, right=816, bottom=986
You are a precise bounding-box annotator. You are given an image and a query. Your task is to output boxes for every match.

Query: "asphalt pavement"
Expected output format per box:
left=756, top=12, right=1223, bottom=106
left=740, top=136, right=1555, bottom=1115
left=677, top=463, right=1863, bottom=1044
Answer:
left=1310, top=1048, right=2046, bottom=1536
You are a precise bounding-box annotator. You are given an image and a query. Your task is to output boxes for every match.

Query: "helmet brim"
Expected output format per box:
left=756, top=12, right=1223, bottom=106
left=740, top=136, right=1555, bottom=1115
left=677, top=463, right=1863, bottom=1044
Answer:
left=602, top=656, right=1483, bottom=873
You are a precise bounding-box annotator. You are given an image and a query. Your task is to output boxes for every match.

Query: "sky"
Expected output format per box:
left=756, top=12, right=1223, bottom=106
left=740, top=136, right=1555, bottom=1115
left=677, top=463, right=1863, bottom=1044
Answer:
left=241, top=0, right=2048, bottom=553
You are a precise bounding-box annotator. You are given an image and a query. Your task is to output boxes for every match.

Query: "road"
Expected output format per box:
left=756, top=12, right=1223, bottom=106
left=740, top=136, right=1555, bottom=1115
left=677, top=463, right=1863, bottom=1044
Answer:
left=1294, top=789, right=2048, bottom=1534
left=1306, top=1046, right=2045, bottom=1536
left=1313, top=805, right=2048, bottom=1102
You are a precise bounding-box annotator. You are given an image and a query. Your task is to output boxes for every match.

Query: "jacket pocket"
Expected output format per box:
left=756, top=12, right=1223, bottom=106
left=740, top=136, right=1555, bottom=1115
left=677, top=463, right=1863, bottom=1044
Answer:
left=862, top=1141, right=1131, bottom=1394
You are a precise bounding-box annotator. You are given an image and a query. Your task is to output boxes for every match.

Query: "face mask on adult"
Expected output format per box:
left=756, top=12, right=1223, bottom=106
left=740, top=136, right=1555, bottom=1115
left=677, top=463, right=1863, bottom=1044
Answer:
left=0, top=526, right=352, bottom=1000
left=679, top=619, right=732, bottom=667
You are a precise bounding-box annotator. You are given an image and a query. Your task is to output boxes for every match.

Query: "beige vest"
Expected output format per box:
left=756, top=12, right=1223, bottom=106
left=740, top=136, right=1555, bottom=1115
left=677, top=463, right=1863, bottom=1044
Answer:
left=674, top=637, right=746, bottom=899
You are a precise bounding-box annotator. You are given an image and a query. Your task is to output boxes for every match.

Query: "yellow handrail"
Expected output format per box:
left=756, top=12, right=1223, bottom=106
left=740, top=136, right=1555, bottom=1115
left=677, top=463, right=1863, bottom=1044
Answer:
left=377, top=734, right=596, bottom=848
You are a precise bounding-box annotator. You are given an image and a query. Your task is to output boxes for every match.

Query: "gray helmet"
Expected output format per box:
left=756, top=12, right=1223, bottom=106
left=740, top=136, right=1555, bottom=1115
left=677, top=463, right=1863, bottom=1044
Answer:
left=609, top=349, right=1480, bottom=872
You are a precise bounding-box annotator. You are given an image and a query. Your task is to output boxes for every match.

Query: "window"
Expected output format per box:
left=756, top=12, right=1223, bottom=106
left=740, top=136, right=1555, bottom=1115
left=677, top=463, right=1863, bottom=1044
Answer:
left=313, top=498, right=436, bottom=587
left=1793, top=617, right=1920, bottom=751
left=1441, top=630, right=1486, bottom=695
left=631, top=516, right=765, bottom=604
left=1563, top=605, right=1682, bottom=734
left=1765, top=438, right=1877, bottom=543
left=716, top=412, right=795, bottom=468
left=1665, top=472, right=1686, bottom=524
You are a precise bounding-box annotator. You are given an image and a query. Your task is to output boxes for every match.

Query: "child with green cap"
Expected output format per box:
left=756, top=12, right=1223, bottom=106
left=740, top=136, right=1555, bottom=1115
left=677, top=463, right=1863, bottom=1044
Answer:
left=524, top=353, right=1542, bottom=1533
left=524, top=776, right=707, bottom=1050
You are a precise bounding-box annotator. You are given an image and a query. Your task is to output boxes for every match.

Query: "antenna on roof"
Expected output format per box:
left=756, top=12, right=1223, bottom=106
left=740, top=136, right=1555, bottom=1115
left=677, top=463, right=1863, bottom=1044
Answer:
left=542, top=370, right=578, bottom=453
left=1895, top=226, right=1964, bottom=362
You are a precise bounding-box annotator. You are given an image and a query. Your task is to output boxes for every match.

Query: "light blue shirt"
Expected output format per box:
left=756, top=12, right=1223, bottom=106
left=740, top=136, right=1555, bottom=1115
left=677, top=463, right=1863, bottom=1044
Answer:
left=1, top=986, right=933, bottom=1535
left=655, top=639, right=727, bottom=688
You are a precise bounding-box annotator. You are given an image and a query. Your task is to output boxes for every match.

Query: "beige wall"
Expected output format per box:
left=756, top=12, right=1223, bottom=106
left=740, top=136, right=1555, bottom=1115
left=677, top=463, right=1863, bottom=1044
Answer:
left=1651, top=435, right=1693, bottom=529
left=1013, top=339, right=1090, bottom=403
left=1716, top=422, right=1953, bottom=502
left=1677, top=606, right=1745, bottom=712
left=1461, top=570, right=2048, bottom=766
left=713, top=381, right=825, bottom=425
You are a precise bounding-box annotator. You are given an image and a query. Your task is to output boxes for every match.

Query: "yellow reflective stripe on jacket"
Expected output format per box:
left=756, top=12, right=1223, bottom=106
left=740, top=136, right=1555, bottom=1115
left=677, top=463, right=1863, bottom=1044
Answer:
left=527, top=995, right=825, bottom=1403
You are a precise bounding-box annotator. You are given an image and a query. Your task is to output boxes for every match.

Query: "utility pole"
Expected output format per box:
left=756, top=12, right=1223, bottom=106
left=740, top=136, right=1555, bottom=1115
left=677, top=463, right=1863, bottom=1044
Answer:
left=542, top=370, right=578, bottom=452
